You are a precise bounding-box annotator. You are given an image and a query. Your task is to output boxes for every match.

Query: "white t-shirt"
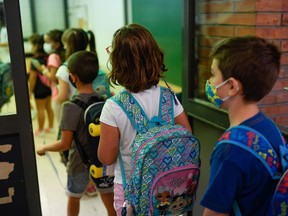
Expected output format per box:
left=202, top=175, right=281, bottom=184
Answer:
left=56, top=64, right=77, bottom=100
left=100, top=85, right=184, bottom=184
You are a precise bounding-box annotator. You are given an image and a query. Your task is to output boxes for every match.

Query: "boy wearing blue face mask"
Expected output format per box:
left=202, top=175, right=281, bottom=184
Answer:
left=201, top=36, right=285, bottom=215
left=36, top=51, right=116, bottom=216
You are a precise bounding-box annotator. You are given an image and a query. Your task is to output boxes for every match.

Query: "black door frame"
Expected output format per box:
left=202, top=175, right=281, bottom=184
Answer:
left=1, top=0, right=41, bottom=215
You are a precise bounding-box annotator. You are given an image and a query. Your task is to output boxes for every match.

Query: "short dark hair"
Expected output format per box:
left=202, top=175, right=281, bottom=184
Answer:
left=29, top=33, right=45, bottom=55
left=67, top=50, right=99, bottom=84
left=210, top=36, right=281, bottom=102
left=108, top=23, right=167, bottom=93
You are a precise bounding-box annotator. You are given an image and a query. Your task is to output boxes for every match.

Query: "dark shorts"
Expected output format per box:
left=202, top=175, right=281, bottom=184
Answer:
left=92, top=175, right=114, bottom=194
left=34, top=77, right=52, bottom=99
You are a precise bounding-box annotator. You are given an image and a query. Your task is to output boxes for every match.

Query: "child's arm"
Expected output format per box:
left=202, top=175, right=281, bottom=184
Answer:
left=98, top=122, right=120, bottom=165
left=42, top=53, right=61, bottom=83
left=42, top=65, right=58, bottom=83
left=175, top=111, right=193, bottom=134
left=56, top=78, right=69, bottom=103
left=28, top=70, right=37, bottom=98
left=36, top=130, right=73, bottom=156
left=30, top=59, right=42, bottom=72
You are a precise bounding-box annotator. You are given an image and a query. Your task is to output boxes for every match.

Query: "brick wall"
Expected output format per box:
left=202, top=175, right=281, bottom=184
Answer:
left=196, top=0, right=288, bottom=127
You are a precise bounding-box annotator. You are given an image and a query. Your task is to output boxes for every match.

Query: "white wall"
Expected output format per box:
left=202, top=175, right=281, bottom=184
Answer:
left=67, top=0, right=125, bottom=72
left=19, top=0, right=125, bottom=72
left=19, top=0, right=66, bottom=38
left=19, top=0, right=33, bottom=38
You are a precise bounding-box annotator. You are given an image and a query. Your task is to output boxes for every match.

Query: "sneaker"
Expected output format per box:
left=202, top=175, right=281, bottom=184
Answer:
left=86, top=184, right=98, bottom=197
left=44, top=127, right=55, bottom=133
left=35, top=129, right=45, bottom=137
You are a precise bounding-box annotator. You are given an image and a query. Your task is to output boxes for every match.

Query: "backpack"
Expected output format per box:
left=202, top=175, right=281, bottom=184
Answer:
left=59, top=70, right=112, bottom=165
left=92, top=69, right=113, bottom=100
left=72, top=96, right=114, bottom=192
left=112, top=87, right=201, bottom=216
left=216, top=125, right=288, bottom=216
left=0, top=62, right=13, bottom=109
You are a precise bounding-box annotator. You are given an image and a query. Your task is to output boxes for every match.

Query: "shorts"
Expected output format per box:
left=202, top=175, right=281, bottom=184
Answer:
left=93, top=175, right=114, bottom=194
left=66, top=170, right=90, bottom=198
left=91, top=164, right=115, bottom=194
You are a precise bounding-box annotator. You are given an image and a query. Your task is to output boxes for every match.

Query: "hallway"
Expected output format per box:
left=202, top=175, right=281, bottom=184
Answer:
left=32, top=114, right=107, bottom=216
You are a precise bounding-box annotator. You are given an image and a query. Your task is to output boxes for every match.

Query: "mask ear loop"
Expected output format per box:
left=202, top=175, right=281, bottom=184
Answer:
left=215, top=79, right=230, bottom=88
left=215, top=79, right=231, bottom=101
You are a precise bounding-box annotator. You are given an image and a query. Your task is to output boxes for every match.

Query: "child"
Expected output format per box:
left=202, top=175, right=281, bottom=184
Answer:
left=56, top=28, right=101, bottom=196
left=200, top=36, right=283, bottom=215
left=41, top=29, right=65, bottom=123
left=37, top=50, right=115, bottom=216
left=55, top=28, right=96, bottom=108
left=28, top=33, right=53, bottom=137
left=97, top=23, right=192, bottom=215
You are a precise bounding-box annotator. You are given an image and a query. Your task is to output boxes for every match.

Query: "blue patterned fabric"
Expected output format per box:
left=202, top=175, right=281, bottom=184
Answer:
left=113, top=87, right=201, bottom=216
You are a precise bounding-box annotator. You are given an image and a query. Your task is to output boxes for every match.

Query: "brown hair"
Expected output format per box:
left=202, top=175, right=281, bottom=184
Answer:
left=108, top=23, right=167, bottom=93
left=45, top=29, right=65, bottom=61
left=29, top=33, right=46, bottom=56
left=210, top=36, right=280, bottom=102
left=62, top=28, right=96, bottom=60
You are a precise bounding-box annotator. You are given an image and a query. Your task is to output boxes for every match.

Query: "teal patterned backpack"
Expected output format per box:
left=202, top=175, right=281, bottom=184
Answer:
left=112, top=87, right=201, bottom=216
left=217, top=125, right=288, bottom=216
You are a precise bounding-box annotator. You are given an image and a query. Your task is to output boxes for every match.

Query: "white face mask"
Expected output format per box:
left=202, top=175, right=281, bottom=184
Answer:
left=26, top=43, right=32, bottom=53
left=43, top=43, right=53, bottom=54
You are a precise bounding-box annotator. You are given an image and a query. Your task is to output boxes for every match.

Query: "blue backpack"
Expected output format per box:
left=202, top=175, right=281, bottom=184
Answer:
left=217, top=125, right=288, bottom=216
left=92, top=69, right=112, bottom=100
left=112, top=87, right=201, bottom=216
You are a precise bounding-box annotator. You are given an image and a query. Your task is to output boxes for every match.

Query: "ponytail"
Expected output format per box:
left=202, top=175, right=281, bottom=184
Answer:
left=87, top=30, right=96, bottom=54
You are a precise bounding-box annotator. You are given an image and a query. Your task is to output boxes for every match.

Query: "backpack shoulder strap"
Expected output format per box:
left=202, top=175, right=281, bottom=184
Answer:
left=159, top=86, right=174, bottom=124
left=111, top=89, right=149, bottom=133
left=217, top=125, right=282, bottom=180
left=70, top=96, right=100, bottom=168
left=112, top=87, right=175, bottom=133
left=71, top=98, right=87, bottom=110
left=71, top=95, right=100, bottom=110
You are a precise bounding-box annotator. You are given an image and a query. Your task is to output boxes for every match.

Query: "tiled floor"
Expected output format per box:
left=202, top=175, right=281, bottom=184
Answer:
left=32, top=111, right=107, bottom=216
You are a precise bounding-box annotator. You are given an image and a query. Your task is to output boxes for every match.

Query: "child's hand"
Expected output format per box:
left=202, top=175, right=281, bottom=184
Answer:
left=41, top=65, right=48, bottom=74
left=37, top=145, right=46, bottom=156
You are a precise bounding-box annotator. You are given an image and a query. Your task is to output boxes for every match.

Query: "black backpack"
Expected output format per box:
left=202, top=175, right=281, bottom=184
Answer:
left=72, top=96, right=114, bottom=192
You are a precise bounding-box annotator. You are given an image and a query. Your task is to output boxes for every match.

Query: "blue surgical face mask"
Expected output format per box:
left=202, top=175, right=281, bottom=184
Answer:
left=205, top=79, right=230, bottom=108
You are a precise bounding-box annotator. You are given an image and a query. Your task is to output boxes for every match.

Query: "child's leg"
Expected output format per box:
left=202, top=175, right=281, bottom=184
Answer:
left=35, top=98, right=46, bottom=132
left=67, top=196, right=81, bottom=216
left=44, top=96, right=54, bottom=129
left=100, top=192, right=116, bottom=216
left=66, top=170, right=90, bottom=216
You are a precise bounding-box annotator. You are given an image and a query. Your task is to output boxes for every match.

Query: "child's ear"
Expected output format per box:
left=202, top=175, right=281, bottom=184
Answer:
left=228, top=78, right=241, bottom=95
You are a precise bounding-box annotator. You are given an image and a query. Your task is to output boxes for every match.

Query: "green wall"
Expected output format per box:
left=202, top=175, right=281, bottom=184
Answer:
left=132, top=0, right=182, bottom=87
